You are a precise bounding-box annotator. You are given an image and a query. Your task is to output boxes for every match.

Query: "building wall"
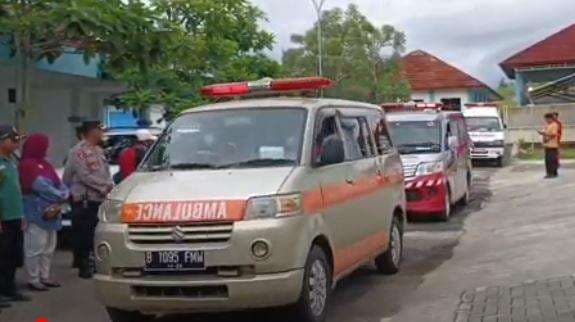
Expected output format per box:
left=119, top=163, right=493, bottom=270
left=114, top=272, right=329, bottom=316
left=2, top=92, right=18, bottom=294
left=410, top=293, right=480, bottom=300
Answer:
left=505, top=103, right=575, bottom=143
left=0, top=66, right=123, bottom=165
left=411, top=88, right=471, bottom=107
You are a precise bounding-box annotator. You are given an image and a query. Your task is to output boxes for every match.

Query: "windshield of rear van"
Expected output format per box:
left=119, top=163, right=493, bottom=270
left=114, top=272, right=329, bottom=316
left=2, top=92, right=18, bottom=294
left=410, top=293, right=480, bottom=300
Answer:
left=142, top=108, right=307, bottom=171
left=387, top=120, right=442, bottom=154
left=466, top=117, right=501, bottom=132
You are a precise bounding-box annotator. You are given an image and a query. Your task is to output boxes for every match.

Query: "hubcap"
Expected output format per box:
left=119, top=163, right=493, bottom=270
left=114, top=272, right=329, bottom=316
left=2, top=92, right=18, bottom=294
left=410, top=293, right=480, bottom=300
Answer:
left=391, top=224, right=402, bottom=266
left=308, top=260, right=327, bottom=317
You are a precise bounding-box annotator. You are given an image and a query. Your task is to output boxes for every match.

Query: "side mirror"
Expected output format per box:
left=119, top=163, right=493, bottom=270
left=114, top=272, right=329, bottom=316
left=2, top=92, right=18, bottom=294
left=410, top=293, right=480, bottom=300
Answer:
left=319, top=137, right=345, bottom=166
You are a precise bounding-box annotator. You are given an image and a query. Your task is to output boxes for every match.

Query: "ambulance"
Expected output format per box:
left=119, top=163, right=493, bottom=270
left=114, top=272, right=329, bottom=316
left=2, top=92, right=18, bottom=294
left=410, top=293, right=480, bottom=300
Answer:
left=463, top=104, right=507, bottom=166
left=94, top=77, right=406, bottom=322
left=384, top=103, right=473, bottom=221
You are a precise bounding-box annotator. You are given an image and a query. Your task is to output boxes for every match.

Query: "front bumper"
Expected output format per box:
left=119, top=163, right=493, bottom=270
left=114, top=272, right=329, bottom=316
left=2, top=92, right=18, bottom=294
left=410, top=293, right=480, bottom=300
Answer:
left=94, top=215, right=320, bottom=314
left=405, top=174, right=448, bottom=215
left=94, top=269, right=304, bottom=313
left=470, top=147, right=504, bottom=160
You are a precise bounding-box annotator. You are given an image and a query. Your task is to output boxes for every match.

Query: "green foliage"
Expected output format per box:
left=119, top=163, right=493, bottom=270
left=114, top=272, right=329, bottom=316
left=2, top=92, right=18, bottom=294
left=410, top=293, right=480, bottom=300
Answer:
left=0, top=0, right=281, bottom=119
left=497, top=79, right=519, bottom=109
left=108, top=0, right=281, bottom=115
left=282, top=4, right=410, bottom=104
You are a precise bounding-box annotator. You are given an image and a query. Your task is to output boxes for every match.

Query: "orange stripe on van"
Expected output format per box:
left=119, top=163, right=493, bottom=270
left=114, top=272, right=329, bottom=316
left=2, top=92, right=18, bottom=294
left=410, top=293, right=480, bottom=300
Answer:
left=121, top=200, right=247, bottom=224
left=333, top=230, right=389, bottom=278
left=303, top=172, right=402, bottom=214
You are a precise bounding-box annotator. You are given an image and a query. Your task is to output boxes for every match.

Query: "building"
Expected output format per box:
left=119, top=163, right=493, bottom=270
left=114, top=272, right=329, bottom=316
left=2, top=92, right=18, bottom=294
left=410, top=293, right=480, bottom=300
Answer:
left=0, top=46, right=163, bottom=165
left=403, top=50, right=501, bottom=110
left=500, top=23, right=575, bottom=106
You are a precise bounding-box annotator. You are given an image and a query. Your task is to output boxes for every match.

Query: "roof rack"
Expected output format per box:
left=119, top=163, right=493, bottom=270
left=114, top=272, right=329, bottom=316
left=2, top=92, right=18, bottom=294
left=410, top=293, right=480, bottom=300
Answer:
left=381, top=102, right=446, bottom=112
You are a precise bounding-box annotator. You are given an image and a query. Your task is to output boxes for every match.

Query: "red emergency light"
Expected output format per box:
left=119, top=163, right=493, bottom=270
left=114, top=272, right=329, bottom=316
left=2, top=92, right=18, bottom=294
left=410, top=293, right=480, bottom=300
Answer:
left=201, top=77, right=334, bottom=98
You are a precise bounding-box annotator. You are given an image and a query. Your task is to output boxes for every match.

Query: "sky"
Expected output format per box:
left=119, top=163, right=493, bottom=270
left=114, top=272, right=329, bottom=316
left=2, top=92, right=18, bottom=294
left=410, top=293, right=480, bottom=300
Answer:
left=253, top=0, right=575, bottom=88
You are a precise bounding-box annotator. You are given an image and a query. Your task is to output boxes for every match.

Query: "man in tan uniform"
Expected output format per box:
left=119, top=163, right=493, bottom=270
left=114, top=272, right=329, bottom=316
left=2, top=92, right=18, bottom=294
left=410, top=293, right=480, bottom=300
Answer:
left=63, top=121, right=113, bottom=278
left=538, top=113, right=559, bottom=178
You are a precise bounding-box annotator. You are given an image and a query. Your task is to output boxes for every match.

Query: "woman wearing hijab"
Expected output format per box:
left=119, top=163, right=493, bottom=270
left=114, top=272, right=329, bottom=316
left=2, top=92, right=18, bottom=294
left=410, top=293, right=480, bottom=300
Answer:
left=19, top=134, right=69, bottom=291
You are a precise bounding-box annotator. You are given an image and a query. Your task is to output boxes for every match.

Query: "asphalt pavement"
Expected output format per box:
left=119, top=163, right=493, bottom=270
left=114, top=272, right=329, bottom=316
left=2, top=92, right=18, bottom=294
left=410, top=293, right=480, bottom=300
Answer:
left=3, top=162, right=574, bottom=322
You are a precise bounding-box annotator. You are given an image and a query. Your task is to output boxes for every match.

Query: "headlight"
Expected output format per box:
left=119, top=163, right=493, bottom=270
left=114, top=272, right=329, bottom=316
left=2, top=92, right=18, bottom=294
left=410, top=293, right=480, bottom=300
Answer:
left=99, top=199, right=124, bottom=223
left=245, top=193, right=302, bottom=220
left=415, top=161, right=444, bottom=176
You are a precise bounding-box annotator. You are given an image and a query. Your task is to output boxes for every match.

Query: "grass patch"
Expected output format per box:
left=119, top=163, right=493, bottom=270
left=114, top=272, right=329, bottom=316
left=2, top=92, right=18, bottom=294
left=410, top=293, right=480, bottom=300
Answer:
left=516, top=144, right=575, bottom=160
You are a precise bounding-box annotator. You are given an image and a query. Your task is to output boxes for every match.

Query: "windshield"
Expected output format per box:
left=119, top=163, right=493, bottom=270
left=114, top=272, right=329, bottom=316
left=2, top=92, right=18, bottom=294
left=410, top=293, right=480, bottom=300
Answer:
left=466, top=117, right=501, bottom=132
left=387, top=120, right=442, bottom=154
left=143, top=108, right=306, bottom=171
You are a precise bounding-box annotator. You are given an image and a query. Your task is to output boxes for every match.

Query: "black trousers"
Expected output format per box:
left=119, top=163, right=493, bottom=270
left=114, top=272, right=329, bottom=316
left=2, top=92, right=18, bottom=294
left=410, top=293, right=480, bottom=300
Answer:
left=0, top=219, right=23, bottom=296
left=545, top=148, right=559, bottom=176
left=71, top=201, right=100, bottom=262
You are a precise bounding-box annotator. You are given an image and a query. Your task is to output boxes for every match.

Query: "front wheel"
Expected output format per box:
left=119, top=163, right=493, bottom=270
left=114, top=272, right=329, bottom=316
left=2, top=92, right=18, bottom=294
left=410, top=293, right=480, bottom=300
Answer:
left=290, top=246, right=332, bottom=322
left=106, top=307, right=153, bottom=322
left=438, top=189, right=452, bottom=221
left=375, top=217, right=403, bottom=274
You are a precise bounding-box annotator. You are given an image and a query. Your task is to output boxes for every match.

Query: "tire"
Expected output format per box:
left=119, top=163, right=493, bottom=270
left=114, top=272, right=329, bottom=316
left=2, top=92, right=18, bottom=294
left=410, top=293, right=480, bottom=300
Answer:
left=106, top=307, right=153, bottom=322
left=438, top=188, right=452, bottom=222
left=459, top=172, right=471, bottom=206
left=496, top=157, right=504, bottom=167
left=375, top=216, right=403, bottom=274
left=290, top=246, right=332, bottom=322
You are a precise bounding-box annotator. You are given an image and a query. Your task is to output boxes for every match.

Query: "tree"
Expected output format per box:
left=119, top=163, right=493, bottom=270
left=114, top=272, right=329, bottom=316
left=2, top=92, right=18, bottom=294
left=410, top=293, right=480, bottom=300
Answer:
left=108, top=0, right=282, bottom=115
left=282, top=4, right=410, bottom=103
left=497, top=78, right=519, bottom=109
left=0, top=0, right=169, bottom=129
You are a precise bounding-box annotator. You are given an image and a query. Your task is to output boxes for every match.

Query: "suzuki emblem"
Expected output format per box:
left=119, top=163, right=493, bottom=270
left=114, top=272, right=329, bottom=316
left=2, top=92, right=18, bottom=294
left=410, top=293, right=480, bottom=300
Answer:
left=171, top=226, right=186, bottom=243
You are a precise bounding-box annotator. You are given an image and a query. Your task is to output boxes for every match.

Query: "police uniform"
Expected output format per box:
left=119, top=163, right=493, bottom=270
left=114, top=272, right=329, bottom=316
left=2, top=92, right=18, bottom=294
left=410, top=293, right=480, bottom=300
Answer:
left=63, top=139, right=112, bottom=278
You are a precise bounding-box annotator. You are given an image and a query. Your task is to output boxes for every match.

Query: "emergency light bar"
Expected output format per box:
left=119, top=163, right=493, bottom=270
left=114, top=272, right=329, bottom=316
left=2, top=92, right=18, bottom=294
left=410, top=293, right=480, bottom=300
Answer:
left=201, top=77, right=334, bottom=98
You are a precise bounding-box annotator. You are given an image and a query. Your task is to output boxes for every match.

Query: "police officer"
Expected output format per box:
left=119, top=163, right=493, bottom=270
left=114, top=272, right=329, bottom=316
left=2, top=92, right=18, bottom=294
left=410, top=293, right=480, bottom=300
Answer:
left=63, top=121, right=113, bottom=278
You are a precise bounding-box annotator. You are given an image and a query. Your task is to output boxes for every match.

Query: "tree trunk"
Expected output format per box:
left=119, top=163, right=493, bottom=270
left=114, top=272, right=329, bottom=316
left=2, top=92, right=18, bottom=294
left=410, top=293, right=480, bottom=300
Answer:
left=14, top=33, right=32, bottom=131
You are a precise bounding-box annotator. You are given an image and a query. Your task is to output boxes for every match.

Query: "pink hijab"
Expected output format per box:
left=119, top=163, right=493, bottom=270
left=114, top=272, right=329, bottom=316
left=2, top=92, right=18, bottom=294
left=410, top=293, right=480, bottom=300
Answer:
left=19, top=133, right=61, bottom=194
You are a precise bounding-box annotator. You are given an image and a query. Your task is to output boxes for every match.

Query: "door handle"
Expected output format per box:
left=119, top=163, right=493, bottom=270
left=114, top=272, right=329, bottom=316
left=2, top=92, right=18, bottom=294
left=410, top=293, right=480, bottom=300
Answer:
left=345, top=177, right=355, bottom=184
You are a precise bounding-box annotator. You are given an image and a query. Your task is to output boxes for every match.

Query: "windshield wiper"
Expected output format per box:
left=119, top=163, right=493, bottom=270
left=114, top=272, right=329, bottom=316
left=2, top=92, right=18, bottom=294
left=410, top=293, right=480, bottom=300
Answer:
left=168, top=163, right=220, bottom=170
left=222, top=158, right=296, bottom=168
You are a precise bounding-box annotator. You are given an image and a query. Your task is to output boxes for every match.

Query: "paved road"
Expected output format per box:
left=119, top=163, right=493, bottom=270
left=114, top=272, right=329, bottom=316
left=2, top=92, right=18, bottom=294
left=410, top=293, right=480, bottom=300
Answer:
left=0, top=168, right=540, bottom=322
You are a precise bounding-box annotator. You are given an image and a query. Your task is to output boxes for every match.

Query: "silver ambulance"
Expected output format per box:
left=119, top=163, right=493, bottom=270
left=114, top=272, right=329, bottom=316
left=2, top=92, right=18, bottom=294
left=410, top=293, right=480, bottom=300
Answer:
left=94, top=77, right=406, bottom=322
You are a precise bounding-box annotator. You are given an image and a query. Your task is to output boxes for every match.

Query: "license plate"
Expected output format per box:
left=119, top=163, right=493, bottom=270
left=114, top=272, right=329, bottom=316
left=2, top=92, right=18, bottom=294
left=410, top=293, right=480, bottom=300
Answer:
left=144, top=251, right=205, bottom=272
left=61, top=219, right=72, bottom=227
left=473, top=149, right=488, bottom=154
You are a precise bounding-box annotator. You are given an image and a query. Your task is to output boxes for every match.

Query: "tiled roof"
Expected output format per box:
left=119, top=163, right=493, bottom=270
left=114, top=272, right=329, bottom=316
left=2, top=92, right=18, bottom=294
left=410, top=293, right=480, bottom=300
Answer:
left=403, top=50, right=492, bottom=92
left=500, top=23, right=575, bottom=78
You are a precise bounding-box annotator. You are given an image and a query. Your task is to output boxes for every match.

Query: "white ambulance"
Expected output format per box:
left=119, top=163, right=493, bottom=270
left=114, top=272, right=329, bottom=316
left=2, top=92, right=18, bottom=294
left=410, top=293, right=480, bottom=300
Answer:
left=463, top=104, right=507, bottom=166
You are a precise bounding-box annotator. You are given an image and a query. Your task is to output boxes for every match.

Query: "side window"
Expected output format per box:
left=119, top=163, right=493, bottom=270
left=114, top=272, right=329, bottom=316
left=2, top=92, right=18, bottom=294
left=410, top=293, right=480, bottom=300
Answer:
left=314, top=113, right=344, bottom=166
left=358, top=118, right=375, bottom=157
left=368, top=112, right=393, bottom=155
left=340, top=117, right=364, bottom=161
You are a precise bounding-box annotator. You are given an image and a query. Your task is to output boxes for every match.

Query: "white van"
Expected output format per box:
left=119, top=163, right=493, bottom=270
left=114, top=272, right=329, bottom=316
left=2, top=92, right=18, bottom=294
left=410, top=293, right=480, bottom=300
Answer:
left=463, top=104, right=506, bottom=166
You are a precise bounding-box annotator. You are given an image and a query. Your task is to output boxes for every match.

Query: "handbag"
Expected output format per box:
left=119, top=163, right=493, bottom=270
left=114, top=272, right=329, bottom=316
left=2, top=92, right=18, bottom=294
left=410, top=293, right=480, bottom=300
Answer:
left=43, top=204, right=62, bottom=221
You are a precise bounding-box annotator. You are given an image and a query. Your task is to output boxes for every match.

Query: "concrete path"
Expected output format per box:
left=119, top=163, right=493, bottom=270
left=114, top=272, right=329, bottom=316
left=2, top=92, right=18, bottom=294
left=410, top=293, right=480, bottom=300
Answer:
left=392, top=164, right=575, bottom=322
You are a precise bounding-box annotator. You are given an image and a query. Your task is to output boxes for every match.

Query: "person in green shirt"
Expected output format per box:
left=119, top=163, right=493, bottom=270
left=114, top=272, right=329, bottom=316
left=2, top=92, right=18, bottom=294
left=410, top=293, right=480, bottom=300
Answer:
left=0, top=125, right=30, bottom=304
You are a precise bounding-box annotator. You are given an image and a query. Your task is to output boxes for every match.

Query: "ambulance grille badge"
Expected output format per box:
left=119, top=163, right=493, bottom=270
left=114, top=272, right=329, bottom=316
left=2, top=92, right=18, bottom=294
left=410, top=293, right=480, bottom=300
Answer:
left=171, top=226, right=186, bottom=243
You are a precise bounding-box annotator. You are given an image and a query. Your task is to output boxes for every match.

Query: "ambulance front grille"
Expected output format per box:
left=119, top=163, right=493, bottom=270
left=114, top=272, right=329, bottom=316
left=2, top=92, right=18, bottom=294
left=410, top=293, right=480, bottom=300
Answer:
left=127, top=223, right=233, bottom=245
left=403, top=163, right=418, bottom=178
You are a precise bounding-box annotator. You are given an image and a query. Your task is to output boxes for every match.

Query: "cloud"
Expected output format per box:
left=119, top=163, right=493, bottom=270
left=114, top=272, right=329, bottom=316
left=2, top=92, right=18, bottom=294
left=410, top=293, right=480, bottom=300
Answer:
left=253, top=0, right=575, bottom=87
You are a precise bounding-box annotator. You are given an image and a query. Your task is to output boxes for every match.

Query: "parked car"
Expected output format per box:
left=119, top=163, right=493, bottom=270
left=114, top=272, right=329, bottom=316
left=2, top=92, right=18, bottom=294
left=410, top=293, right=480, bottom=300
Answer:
left=386, top=106, right=472, bottom=221
left=463, top=104, right=507, bottom=166
left=94, top=77, right=406, bottom=322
